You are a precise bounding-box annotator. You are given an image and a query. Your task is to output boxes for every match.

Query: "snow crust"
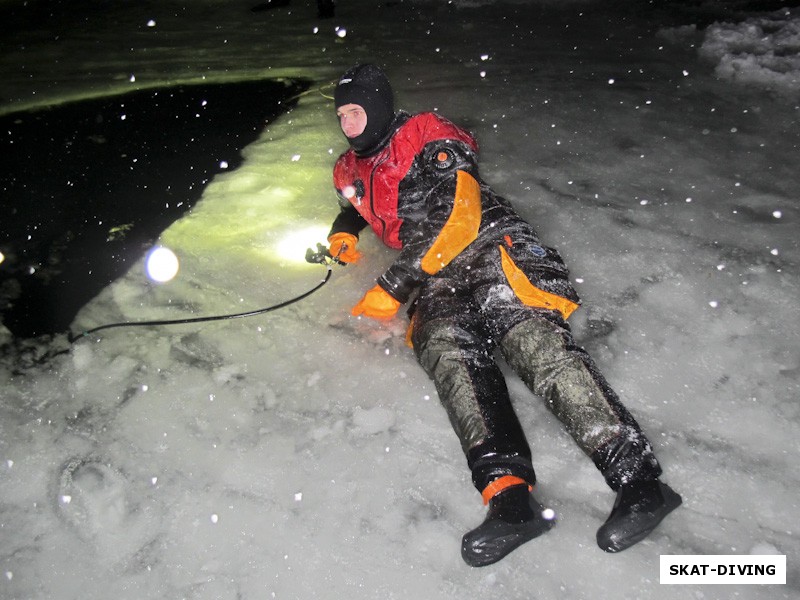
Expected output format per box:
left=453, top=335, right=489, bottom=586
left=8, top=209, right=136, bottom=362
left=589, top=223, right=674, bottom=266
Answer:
left=700, top=8, right=800, bottom=92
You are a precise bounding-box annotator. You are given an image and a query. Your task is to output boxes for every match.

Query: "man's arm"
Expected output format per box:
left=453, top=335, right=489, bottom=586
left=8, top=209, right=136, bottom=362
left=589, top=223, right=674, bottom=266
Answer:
left=329, top=202, right=368, bottom=239
left=377, top=139, right=482, bottom=304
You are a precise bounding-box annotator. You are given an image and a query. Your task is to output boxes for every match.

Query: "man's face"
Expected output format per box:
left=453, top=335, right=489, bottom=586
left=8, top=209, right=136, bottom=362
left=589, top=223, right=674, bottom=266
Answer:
left=337, top=103, right=367, bottom=138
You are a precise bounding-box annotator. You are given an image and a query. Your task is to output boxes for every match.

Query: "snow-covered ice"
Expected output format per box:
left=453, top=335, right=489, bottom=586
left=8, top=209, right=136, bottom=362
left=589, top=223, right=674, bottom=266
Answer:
left=1, top=1, right=798, bottom=598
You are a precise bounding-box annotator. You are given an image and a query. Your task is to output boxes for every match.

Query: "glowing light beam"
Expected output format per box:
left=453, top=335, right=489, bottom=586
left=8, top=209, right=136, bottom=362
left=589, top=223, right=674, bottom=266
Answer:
left=276, top=226, right=330, bottom=264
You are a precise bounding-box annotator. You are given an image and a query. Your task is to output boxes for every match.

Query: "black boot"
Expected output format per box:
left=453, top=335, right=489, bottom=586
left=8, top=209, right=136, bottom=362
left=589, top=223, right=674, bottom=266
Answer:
left=462, top=485, right=555, bottom=567
left=596, top=480, right=682, bottom=553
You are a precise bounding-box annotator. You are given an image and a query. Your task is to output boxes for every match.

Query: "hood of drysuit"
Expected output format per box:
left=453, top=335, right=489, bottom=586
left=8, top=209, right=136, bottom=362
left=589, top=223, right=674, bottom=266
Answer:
left=334, top=64, right=396, bottom=156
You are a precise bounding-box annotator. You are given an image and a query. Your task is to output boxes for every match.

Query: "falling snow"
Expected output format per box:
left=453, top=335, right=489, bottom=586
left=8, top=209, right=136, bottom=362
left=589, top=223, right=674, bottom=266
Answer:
left=0, top=2, right=798, bottom=600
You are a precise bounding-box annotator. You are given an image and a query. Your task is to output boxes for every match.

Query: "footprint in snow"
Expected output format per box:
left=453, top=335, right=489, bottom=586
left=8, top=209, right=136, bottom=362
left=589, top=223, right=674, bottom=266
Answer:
left=56, top=457, right=158, bottom=565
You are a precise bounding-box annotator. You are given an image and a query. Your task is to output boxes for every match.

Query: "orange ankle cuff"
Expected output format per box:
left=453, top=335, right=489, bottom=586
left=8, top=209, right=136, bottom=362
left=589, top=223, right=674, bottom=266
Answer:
left=481, top=475, right=531, bottom=505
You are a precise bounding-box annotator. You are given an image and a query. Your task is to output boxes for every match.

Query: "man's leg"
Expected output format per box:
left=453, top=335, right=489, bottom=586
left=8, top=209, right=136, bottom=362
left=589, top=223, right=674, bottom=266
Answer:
left=412, top=279, right=534, bottom=486
left=411, top=279, right=554, bottom=566
left=498, top=312, right=680, bottom=552
left=499, top=313, right=661, bottom=488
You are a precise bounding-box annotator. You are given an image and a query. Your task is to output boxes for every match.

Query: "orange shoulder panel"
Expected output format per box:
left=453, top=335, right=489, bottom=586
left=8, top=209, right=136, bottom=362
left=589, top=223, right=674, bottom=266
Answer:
left=420, top=170, right=482, bottom=275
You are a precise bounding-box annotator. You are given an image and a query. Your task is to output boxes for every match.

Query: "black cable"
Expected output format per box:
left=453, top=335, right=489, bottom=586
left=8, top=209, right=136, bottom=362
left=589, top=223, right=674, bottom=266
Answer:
left=68, top=265, right=332, bottom=343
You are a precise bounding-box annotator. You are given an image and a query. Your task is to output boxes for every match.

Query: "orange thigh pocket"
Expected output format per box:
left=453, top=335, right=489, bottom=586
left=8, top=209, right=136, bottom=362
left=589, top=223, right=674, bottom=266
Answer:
left=498, top=245, right=579, bottom=320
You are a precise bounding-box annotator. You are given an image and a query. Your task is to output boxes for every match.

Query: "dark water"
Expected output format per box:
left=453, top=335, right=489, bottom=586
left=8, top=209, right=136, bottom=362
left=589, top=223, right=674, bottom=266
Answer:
left=0, top=78, right=309, bottom=339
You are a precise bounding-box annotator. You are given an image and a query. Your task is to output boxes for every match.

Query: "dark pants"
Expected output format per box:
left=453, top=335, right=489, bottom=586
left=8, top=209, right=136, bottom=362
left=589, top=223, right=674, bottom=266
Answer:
left=410, top=245, right=662, bottom=493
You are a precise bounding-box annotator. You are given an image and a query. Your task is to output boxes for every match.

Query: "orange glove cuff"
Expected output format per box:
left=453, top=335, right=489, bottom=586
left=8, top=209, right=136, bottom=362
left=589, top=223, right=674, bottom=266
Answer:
left=351, top=284, right=402, bottom=320
left=327, top=232, right=362, bottom=264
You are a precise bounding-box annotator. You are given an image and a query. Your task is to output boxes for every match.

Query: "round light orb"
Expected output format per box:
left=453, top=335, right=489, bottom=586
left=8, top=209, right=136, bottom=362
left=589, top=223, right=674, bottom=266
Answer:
left=145, top=246, right=179, bottom=282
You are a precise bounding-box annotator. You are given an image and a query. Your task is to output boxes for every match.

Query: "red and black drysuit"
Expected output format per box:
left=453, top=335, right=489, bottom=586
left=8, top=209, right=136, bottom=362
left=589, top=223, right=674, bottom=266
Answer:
left=330, top=111, right=661, bottom=495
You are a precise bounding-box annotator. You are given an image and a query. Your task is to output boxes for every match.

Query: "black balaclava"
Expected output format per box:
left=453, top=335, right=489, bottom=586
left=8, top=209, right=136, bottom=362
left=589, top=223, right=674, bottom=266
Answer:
left=334, top=64, right=395, bottom=156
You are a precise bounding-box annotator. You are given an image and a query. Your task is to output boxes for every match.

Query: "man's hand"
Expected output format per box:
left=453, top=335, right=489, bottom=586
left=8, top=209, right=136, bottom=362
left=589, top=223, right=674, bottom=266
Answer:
left=327, top=232, right=363, bottom=264
left=351, top=284, right=402, bottom=320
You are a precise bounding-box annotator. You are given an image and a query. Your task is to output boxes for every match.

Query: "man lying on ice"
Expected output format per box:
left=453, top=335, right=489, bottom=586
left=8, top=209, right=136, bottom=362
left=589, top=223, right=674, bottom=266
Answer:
left=325, top=63, right=681, bottom=567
